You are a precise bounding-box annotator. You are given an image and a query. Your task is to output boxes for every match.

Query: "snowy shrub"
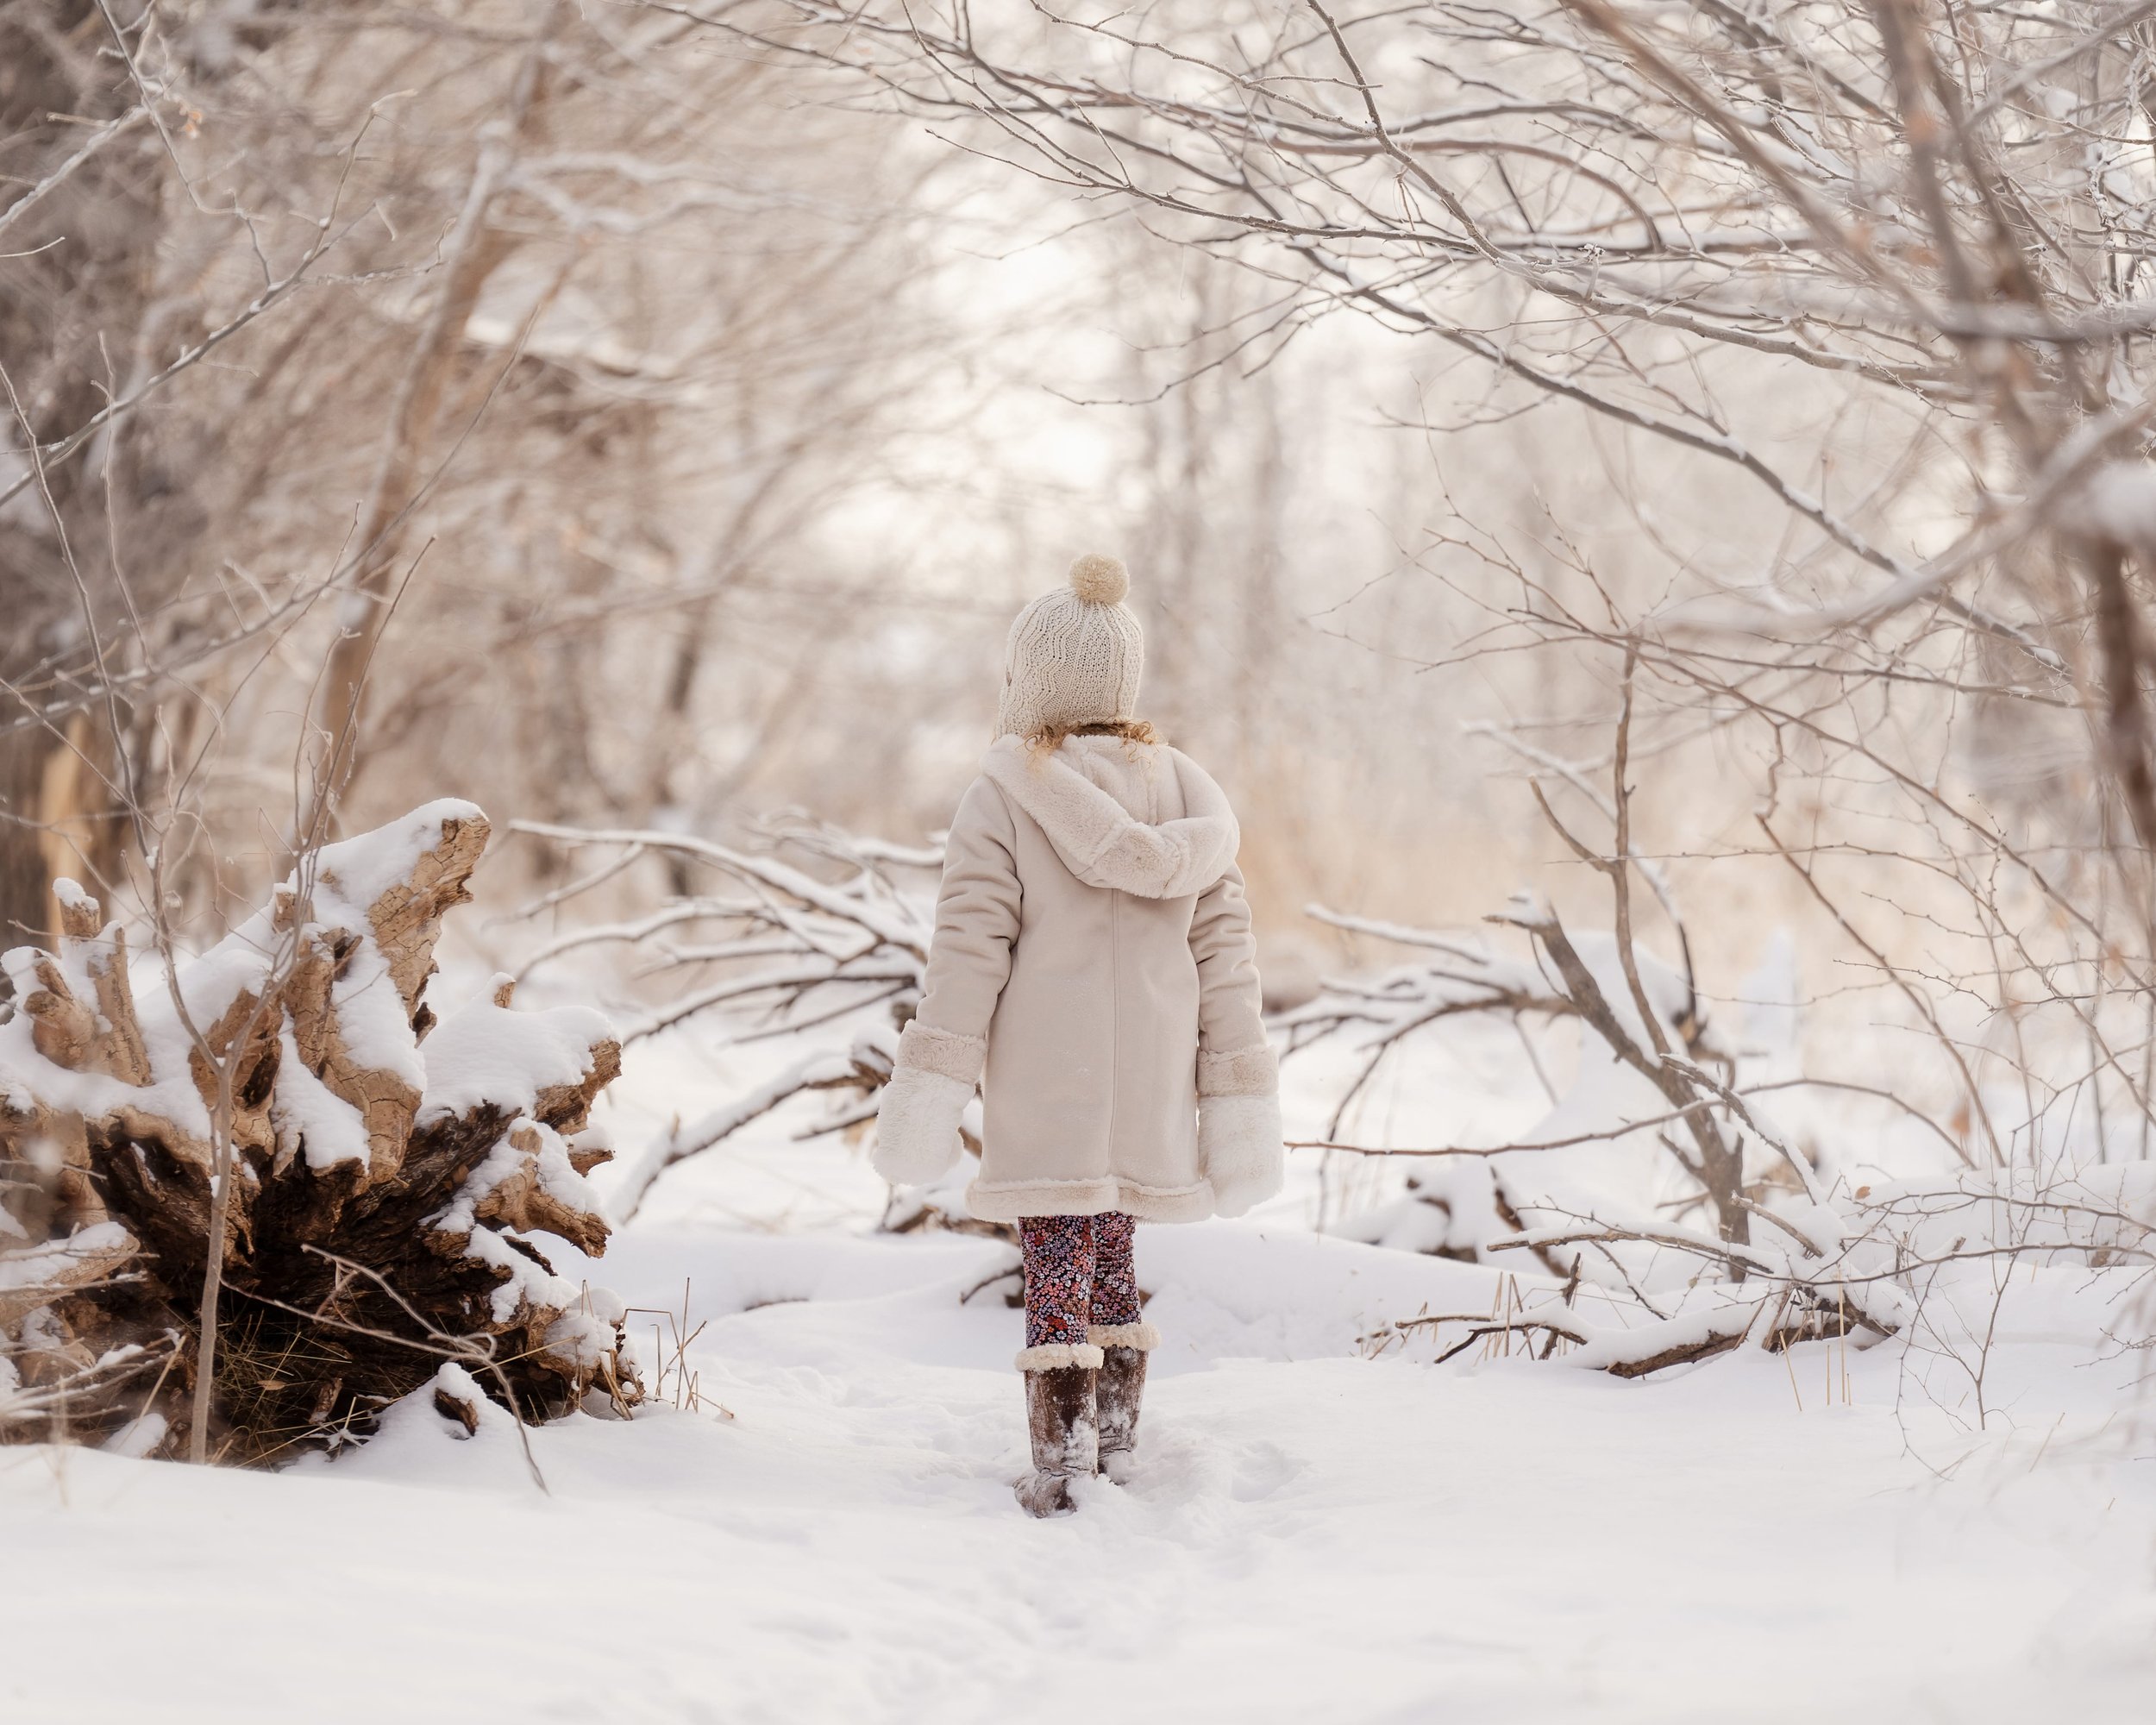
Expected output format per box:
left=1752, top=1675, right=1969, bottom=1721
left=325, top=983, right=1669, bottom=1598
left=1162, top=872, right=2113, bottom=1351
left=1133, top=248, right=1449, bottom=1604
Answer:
left=1282, top=731, right=2156, bottom=1390
left=507, top=816, right=978, bottom=1229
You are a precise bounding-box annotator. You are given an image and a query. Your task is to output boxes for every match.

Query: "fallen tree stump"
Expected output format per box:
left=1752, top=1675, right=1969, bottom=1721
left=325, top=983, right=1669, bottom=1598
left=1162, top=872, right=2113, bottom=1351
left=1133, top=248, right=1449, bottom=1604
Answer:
left=0, top=800, right=642, bottom=1461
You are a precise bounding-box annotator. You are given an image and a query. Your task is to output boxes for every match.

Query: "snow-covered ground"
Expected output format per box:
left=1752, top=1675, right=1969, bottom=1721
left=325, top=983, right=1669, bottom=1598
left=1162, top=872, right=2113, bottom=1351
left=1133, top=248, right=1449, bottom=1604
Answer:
left=7, top=1020, right=2156, bottom=1722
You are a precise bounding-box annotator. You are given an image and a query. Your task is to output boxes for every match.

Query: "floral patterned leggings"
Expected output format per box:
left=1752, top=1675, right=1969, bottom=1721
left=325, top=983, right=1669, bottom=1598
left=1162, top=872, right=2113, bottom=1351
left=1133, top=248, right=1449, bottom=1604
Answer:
left=1020, top=1212, right=1140, bottom=1349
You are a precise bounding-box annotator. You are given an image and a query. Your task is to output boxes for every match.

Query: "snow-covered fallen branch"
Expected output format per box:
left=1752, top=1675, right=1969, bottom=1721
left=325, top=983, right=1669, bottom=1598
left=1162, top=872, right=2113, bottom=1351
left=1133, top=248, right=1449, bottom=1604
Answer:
left=1364, top=1276, right=1886, bottom=1378
left=1293, top=684, right=1925, bottom=1375
left=612, top=1047, right=876, bottom=1221
left=508, top=815, right=947, bottom=1219
left=1296, top=687, right=2156, bottom=1385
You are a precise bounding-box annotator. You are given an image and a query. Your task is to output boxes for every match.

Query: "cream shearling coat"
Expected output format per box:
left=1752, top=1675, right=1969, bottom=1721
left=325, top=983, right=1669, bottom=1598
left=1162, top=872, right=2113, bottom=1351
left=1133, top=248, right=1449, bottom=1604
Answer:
left=877, top=733, right=1280, bottom=1222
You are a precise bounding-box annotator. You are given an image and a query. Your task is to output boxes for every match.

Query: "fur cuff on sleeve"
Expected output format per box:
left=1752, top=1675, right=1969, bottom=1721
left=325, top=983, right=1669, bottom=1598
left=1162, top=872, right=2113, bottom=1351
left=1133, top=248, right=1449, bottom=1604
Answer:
left=872, top=1065, right=969, bottom=1186
left=1087, top=1321, right=1162, bottom=1352
left=1200, top=1092, right=1284, bottom=1218
left=896, top=1019, right=987, bottom=1086
left=1014, top=1342, right=1105, bottom=1372
left=1197, top=1042, right=1279, bottom=1098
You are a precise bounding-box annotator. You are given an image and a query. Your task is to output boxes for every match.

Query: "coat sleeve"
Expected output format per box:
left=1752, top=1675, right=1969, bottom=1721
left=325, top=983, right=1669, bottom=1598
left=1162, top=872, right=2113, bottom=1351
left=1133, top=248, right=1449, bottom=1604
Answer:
left=894, top=775, right=1022, bottom=1085
left=1188, top=862, right=1277, bottom=1097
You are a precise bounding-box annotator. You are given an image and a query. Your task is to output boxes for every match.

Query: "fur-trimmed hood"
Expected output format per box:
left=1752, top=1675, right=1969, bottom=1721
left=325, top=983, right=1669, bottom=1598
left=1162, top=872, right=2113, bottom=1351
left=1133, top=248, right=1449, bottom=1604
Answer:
left=981, top=734, right=1239, bottom=900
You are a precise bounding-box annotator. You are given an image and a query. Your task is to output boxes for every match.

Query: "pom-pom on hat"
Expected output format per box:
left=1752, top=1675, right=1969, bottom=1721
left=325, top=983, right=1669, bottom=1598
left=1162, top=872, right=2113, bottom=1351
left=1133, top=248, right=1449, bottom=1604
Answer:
left=1066, top=551, right=1129, bottom=605
left=997, top=554, right=1145, bottom=739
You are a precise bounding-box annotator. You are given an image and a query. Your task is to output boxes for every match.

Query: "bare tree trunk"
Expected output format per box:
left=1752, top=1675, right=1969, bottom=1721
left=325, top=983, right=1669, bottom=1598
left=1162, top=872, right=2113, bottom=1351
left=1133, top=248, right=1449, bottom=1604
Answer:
left=302, top=18, right=559, bottom=835
left=0, top=3, right=175, bottom=950
left=2087, top=537, right=2156, bottom=851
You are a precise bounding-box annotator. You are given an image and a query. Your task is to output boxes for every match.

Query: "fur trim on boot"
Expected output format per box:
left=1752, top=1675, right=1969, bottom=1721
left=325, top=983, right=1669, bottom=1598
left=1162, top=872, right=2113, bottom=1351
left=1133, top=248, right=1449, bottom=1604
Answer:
left=1016, top=1363, right=1100, bottom=1517
left=1095, top=1343, right=1151, bottom=1484
left=1012, top=1341, right=1105, bottom=1372
left=1085, top=1321, right=1161, bottom=1352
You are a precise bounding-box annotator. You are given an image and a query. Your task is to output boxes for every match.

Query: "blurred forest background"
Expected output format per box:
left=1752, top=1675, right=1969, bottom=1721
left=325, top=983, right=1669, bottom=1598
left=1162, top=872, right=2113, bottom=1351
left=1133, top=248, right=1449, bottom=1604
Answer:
left=3, top=0, right=1533, bottom=982
left=9, top=0, right=2156, bottom=1166
left=16, top=0, right=2156, bottom=1500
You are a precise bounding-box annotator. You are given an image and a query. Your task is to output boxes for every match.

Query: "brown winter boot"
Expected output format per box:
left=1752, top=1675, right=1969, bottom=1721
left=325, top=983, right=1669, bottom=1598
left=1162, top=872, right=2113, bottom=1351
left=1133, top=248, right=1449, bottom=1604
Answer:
left=1013, top=1345, right=1101, bottom=1517
left=1089, top=1321, right=1160, bottom=1483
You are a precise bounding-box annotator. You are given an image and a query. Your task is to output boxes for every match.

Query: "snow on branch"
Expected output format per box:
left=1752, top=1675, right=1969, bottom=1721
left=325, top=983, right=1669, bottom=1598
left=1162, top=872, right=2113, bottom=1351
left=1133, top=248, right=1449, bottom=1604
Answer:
left=507, top=815, right=944, bottom=1220
left=1283, top=687, right=1930, bottom=1373
left=1294, top=691, right=2156, bottom=1380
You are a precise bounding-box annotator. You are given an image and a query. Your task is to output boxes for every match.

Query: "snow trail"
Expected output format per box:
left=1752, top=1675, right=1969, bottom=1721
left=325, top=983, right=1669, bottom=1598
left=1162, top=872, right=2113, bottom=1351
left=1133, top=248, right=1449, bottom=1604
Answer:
left=5, top=1215, right=2153, bottom=1723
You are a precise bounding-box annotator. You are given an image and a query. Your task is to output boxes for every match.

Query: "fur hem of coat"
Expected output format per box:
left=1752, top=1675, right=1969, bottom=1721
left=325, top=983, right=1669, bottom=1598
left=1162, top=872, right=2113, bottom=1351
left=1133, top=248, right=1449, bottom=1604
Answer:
left=981, top=737, right=1238, bottom=900
left=967, top=1174, right=1218, bottom=1225
left=1014, top=1341, right=1106, bottom=1371
left=895, top=1019, right=986, bottom=1085
left=1087, top=1320, right=1162, bottom=1352
left=1197, top=1041, right=1279, bottom=1098
left=871, top=1066, right=969, bottom=1185
left=1200, top=1092, right=1285, bottom=1218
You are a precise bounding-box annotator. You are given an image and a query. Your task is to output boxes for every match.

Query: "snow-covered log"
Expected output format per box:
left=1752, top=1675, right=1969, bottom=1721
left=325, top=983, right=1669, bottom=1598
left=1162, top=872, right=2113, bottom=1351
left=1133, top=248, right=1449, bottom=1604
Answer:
left=0, top=800, right=642, bottom=1459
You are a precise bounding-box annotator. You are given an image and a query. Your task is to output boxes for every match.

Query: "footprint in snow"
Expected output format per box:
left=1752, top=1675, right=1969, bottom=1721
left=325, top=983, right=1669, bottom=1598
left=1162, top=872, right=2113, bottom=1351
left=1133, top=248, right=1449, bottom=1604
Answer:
left=1227, top=1438, right=1305, bottom=1502
left=1112, top=1422, right=1307, bottom=1507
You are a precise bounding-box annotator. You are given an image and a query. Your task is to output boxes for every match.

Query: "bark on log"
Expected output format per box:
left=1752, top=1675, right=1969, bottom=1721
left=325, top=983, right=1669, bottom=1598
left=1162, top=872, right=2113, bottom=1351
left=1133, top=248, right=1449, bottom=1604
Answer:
left=0, top=800, right=642, bottom=1459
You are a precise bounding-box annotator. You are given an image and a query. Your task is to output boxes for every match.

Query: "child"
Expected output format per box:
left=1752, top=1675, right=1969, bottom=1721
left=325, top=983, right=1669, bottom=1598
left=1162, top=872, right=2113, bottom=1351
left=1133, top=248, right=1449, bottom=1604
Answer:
left=873, top=553, right=1282, bottom=1515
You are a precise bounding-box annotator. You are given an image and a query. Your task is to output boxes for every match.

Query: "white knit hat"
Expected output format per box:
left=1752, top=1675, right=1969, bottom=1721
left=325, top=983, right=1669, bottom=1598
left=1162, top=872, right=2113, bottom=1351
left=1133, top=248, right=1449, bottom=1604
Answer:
left=996, top=554, right=1145, bottom=738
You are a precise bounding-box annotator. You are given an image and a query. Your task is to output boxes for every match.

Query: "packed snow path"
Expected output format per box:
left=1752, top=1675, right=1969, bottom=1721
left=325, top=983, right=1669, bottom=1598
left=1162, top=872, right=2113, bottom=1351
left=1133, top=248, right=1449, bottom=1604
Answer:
left=6, top=1218, right=2153, bottom=1723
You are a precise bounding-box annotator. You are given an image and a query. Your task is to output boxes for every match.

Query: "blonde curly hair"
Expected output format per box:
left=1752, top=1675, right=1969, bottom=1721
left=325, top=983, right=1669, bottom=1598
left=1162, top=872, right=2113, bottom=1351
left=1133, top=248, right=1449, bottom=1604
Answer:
left=1026, top=718, right=1160, bottom=757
